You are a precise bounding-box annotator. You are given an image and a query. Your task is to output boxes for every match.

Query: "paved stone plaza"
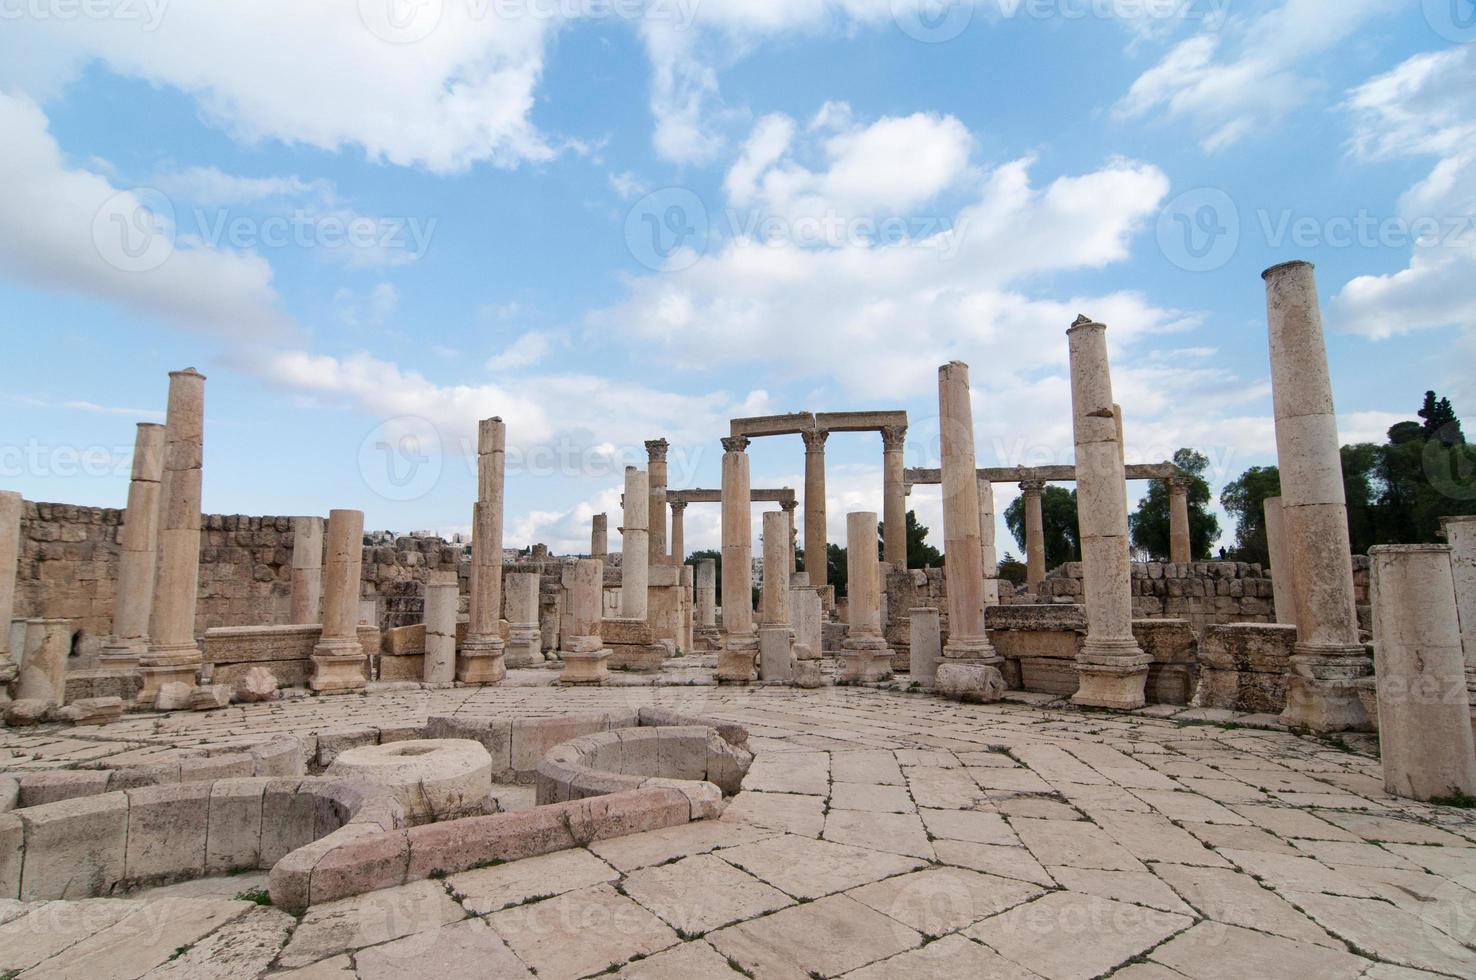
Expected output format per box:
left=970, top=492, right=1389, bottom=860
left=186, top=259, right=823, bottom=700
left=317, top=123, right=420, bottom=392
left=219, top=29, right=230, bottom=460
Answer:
left=4, top=683, right=1476, bottom=978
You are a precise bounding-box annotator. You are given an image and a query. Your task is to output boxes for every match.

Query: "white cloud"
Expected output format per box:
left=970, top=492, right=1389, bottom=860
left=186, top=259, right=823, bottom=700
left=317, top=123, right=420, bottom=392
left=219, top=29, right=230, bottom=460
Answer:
left=334, top=283, right=399, bottom=328
left=487, top=331, right=556, bottom=372
left=151, top=166, right=335, bottom=208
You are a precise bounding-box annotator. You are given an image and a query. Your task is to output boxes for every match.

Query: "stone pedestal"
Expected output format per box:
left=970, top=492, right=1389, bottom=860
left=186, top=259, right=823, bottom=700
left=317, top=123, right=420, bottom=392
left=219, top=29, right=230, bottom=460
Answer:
left=759, top=625, right=794, bottom=682
left=646, top=439, right=668, bottom=564
left=461, top=418, right=508, bottom=685
left=792, top=586, right=822, bottom=661
left=101, top=423, right=165, bottom=668
left=1167, top=476, right=1192, bottom=564
left=0, top=491, right=23, bottom=688
left=718, top=437, right=759, bottom=683
left=1264, top=262, right=1371, bottom=732
left=1264, top=496, right=1299, bottom=628
left=290, top=516, right=324, bottom=625
left=803, top=428, right=829, bottom=589
left=909, top=607, right=941, bottom=684
left=140, top=368, right=207, bottom=703
left=1066, top=319, right=1149, bottom=710
left=840, top=511, right=893, bottom=682
left=559, top=559, right=610, bottom=685
left=1440, top=516, right=1476, bottom=742
left=882, top=424, right=908, bottom=567
left=16, top=619, right=71, bottom=707
left=1370, top=545, right=1476, bottom=801
left=311, top=509, right=368, bottom=693
left=423, top=571, right=458, bottom=685
left=591, top=513, right=608, bottom=559
left=504, top=572, right=543, bottom=667
left=1021, top=480, right=1046, bottom=594
left=621, top=466, right=650, bottom=620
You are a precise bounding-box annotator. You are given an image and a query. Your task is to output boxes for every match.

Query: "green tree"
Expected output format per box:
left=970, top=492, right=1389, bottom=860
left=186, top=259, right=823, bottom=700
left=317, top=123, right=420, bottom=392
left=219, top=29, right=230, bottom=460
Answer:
left=1219, top=465, right=1280, bottom=565
left=901, top=510, right=944, bottom=568
left=1004, top=486, right=1080, bottom=569
left=1419, top=390, right=1465, bottom=446
left=1128, top=448, right=1222, bottom=560
left=997, top=552, right=1027, bottom=586
left=685, top=549, right=721, bottom=598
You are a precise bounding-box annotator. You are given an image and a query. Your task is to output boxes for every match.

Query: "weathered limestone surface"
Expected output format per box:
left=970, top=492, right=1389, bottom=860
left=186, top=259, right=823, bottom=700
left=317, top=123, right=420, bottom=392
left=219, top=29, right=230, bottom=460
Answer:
left=881, top=424, right=907, bottom=567
left=802, top=428, right=828, bottom=589
left=591, top=513, right=608, bottom=559
left=1193, top=623, right=1298, bottom=713
left=559, top=559, right=610, bottom=685
left=0, top=490, right=20, bottom=686
left=840, top=512, right=892, bottom=683
left=423, top=571, right=458, bottom=685
left=100, top=423, right=165, bottom=667
left=461, top=418, right=508, bottom=684
left=1442, top=515, right=1476, bottom=735
left=977, top=476, right=1000, bottom=607
left=668, top=500, right=686, bottom=566
left=504, top=572, right=543, bottom=668
left=311, top=509, right=368, bottom=694
left=1265, top=262, right=1371, bottom=732
left=909, top=607, right=941, bottom=684
left=718, top=438, right=758, bottom=683
left=1370, top=545, right=1476, bottom=801
left=791, top=585, right=822, bottom=662
left=1021, top=479, right=1046, bottom=594
left=1264, top=496, right=1299, bottom=628
left=289, top=516, right=324, bottom=625
left=205, top=623, right=378, bottom=688
left=760, top=510, right=790, bottom=627
left=621, top=467, right=650, bottom=620
left=15, top=619, right=71, bottom=707
left=1167, top=476, right=1192, bottom=564
left=646, top=440, right=668, bottom=565
left=694, top=558, right=719, bottom=650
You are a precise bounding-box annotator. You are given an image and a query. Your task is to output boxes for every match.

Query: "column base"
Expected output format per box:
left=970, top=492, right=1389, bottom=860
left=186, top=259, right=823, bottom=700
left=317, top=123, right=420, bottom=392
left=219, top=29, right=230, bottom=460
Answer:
left=717, top=632, right=760, bottom=684
left=1072, top=640, right=1151, bottom=710
left=99, top=637, right=147, bottom=671
left=695, top=625, right=722, bottom=652
left=138, top=645, right=203, bottom=705
left=457, top=636, right=508, bottom=685
left=504, top=627, right=543, bottom=668
left=310, top=638, right=368, bottom=694
left=943, top=634, right=1003, bottom=665
left=840, top=633, right=893, bottom=683
left=1278, top=648, right=1373, bottom=732
left=936, top=662, right=1007, bottom=703
left=558, top=643, right=610, bottom=685
left=758, top=625, right=794, bottom=682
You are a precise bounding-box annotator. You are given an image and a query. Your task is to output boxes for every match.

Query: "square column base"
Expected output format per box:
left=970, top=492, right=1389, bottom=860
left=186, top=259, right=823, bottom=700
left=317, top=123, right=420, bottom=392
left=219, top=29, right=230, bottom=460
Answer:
left=559, top=645, right=611, bottom=685
left=504, top=629, right=543, bottom=669
left=457, top=637, right=507, bottom=685
left=310, top=639, right=367, bottom=694
left=758, top=626, right=794, bottom=682
left=718, top=633, right=760, bottom=684
left=840, top=634, right=893, bottom=683
left=1278, top=649, right=1373, bottom=732
left=1072, top=644, right=1151, bottom=710
left=138, top=646, right=202, bottom=705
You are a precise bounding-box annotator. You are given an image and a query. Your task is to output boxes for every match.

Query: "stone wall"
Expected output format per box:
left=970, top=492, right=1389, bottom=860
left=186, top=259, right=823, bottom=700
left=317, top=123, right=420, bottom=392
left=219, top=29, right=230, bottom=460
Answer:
left=1004, top=561, right=1279, bottom=632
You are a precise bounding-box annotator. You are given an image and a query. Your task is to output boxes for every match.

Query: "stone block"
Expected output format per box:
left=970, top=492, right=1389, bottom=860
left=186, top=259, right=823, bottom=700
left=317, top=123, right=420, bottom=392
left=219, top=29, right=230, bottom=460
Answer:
left=0, top=813, right=20, bottom=899
left=18, top=792, right=128, bottom=899
left=180, top=752, right=255, bottom=782
left=935, top=663, right=1006, bottom=704
left=124, top=782, right=211, bottom=883
left=315, top=727, right=379, bottom=767
left=207, top=777, right=267, bottom=874
left=234, top=666, right=278, bottom=702
left=260, top=779, right=317, bottom=865
left=18, top=770, right=111, bottom=807
left=425, top=716, right=514, bottom=773
left=155, top=681, right=194, bottom=711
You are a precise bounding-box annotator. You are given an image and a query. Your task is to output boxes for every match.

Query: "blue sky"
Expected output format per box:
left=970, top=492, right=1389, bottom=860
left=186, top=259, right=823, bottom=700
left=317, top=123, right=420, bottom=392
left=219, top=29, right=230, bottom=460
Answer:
left=2, top=0, right=1473, bottom=557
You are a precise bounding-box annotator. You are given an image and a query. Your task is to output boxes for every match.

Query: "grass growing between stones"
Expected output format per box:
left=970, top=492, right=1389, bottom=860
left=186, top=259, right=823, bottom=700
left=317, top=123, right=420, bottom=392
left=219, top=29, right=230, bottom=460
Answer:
left=235, top=887, right=273, bottom=906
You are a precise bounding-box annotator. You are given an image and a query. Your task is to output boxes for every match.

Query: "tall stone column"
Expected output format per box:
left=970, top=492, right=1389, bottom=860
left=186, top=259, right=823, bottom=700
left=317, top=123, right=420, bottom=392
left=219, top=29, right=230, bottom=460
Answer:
left=289, top=516, right=324, bottom=625
left=1167, top=476, right=1192, bottom=563
left=1370, top=545, right=1476, bottom=801
left=694, top=557, right=719, bottom=650
left=669, top=501, right=686, bottom=565
left=591, top=513, right=608, bottom=558
left=461, top=417, right=508, bottom=684
left=558, top=558, right=610, bottom=685
left=504, top=572, right=543, bottom=668
left=1021, top=480, right=1046, bottom=593
left=936, top=362, right=1003, bottom=701
left=100, top=424, right=165, bottom=667
left=802, top=428, right=829, bottom=589
left=978, top=475, right=1000, bottom=607
left=620, top=466, right=649, bottom=619
left=0, top=491, right=24, bottom=683
left=1441, top=516, right=1476, bottom=739
left=1067, top=317, right=1150, bottom=710
left=311, top=508, right=367, bottom=693
left=422, top=571, right=458, bottom=685
left=646, top=439, right=668, bottom=564
left=1264, top=496, right=1299, bottom=628
left=882, top=424, right=908, bottom=567
left=840, top=511, right=893, bottom=682
left=760, top=510, right=791, bottom=626
left=718, top=437, right=759, bottom=682
left=780, top=499, right=798, bottom=573
left=1265, top=261, right=1370, bottom=731
left=140, top=368, right=206, bottom=703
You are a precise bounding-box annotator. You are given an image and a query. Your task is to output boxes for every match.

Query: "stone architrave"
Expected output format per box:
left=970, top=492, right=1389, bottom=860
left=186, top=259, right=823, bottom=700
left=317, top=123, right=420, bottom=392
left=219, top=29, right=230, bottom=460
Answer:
left=591, top=513, right=608, bottom=559
left=977, top=475, right=1000, bottom=607
left=423, top=571, right=458, bottom=685
left=1440, top=516, right=1476, bottom=741
left=935, top=361, right=1003, bottom=700
left=101, top=423, right=165, bottom=667
left=802, top=427, right=829, bottom=589
left=717, top=437, right=759, bottom=682
left=460, top=418, right=508, bottom=685
left=140, top=368, right=207, bottom=703
left=559, top=559, right=610, bottom=685
left=1265, top=262, right=1371, bottom=732
left=504, top=572, right=543, bottom=668
left=311, top=509, right=368, bottom=693
left=1066, top=318, right=1150, bottom=710
left=1021, top=480, right=1046, bottom=593
left=0, top=490, right=24, bottom=682
left=620, top=466, right=650, bottom=619
left=290, top=516, right=325, bottom=625
left=1370, top=545, right=1476, bottom=801
left=840, top=511, right=893, bottom=682
left=881, top=424, right=908, bottom=567
left=15, top=619, right=71, bottom=707
left=646, top=439, right=669, bottom=564
left=1167, top=476, right=1192, bottom=564
left=1264, top=496, right=1299, bottom=629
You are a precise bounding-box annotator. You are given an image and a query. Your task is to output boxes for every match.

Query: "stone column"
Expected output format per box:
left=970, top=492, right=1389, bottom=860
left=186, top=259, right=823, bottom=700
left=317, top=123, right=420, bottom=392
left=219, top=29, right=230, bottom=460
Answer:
left=978, top=475, right=1000, bottom=607
left=422, top=571, right=458, bottom=685
left=1440, top=515, right=1476, bottom=741
left=882, top=424, right=908, bottom=567
left=1370, top=545, right=1476, bottom=801
left=840, top=511, right=892, bottom=682
left=1021, top=480, right=1046, bottom=593
left=140, top=368, right=206, bottom=703
left=559, top=558, right=610, bottom=685
left=460, top=418, right=508, bottom=684
left=504, top=572, right=543, bottom=668
left=1167, top=476, right=1192, bottom=563
left=620, top=466, right=650, bottom=619
left=591, top=513, right=608, bottom=558
left=910, top=607, right=941, bottom=685
left=646, top=439, right=668, bottom=564
left=289, top=516, right=324, bottom=625
left=1067, top=318, right=1150, bottom=710
left=311, top=509, right=367, bottom=693
left=695, top=558, right=717, bottom=627
left=791, top=585, right=822, bottom=661
left=802, top=428, right=829, bottom=589
left=718, top=437, right=759, bottom=682
left=760, top=510, right=792, bottom=626
left=1265, top=261, right=1370, bottom=731
left=0, top=491, right=25, bottom=682
left=679, top=563, right=694, bottom=655
left=1264, top=496, right=1299, bottom=628
left=781, top=499, right=798, bottom=574
left=16, top=619, right=71, bottom=707
left=669, top=501, right=686, bottom=565
left=936, top=362, right=1003, bottom=701
left=99, top=424, right=165, bottom=667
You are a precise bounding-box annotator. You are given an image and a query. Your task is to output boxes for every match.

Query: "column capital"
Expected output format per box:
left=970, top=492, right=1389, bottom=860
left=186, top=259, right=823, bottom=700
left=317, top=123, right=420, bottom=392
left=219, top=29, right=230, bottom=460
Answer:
left=1165, top=474, right=1192, bottom=494
left=644, top=438, right=669, bottom=462
left=801, top=428, right=829, bottom=452
left=721, top=435, right=751, bottom=453
left=880, top=424, right=908, bottom=451
left=779, top=499, right=798, bottom=513
left=1019, top=479, right=1045, bottom=496
left=669, top=500, right=687, bottom=515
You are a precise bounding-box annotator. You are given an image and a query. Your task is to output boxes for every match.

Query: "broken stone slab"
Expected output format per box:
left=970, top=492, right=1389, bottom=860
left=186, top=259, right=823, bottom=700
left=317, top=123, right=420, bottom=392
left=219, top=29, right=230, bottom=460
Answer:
left=3, top=699, right=48, bottom=727
left=935, top=662, right=1006, bottom=703
left=154, top=681, right=195, bottom=711
left=52, top=696, right=124, bottom=726
left=233, top=666, right=278, bottom=703
left=189, top=684, right=233, bottom=711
